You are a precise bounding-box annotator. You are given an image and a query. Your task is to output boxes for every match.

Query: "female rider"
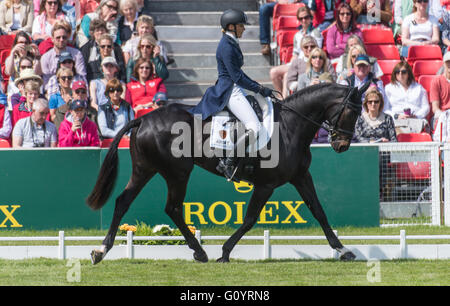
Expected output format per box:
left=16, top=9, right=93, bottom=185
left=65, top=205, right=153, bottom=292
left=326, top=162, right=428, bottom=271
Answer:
left=190, top=9, right=273, bottom=182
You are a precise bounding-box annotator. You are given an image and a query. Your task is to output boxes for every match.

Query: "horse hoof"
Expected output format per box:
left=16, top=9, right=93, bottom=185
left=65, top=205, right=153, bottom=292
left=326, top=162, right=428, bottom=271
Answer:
left=216, top=256, right=230, bottom=263
left=90, top=249, right=104, bottom=265
left=193, top=251, right=208, bottom=263
left=340, top=251, right=356, bottom=261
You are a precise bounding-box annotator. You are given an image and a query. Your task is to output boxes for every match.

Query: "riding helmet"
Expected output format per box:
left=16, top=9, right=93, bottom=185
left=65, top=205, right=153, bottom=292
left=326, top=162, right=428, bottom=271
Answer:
left=220, top=9, right=250, bottom=30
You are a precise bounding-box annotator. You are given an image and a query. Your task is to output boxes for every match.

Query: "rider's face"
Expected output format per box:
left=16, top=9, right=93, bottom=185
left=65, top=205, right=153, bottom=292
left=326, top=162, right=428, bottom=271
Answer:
left=232, top=24, right=245, bottom=38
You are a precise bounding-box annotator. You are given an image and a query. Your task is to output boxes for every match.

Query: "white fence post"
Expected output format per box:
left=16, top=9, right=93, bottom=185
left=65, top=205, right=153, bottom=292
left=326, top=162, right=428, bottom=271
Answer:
left=430, top=144, right=441, bottom=225
left=58, top=231, right=65, bottom=260
left=263, top=230, right=271, bottom=260
left=127, top=231, right=134, bottom=259
left=444, top=144, right=450, bottom=226
left=400, top=230, right=407, bottom=259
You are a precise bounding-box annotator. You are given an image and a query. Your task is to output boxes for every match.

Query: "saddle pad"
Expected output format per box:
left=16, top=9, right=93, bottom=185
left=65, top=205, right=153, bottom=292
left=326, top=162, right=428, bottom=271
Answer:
left=210, top=96, right=275, bottom=152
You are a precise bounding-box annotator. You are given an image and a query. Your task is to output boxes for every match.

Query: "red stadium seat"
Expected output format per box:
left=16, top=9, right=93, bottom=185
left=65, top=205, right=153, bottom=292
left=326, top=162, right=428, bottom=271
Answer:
left=412, top=60, right=443, bottom=80
left=366, top=44, right=400, bottom=60
left=377, top=59, right=401, bottom=75
left=274, top=15, right=299, bottom=32
left=418, top=75, right=436, bottom=100
left=100, top=138, right=130, bottom=148
left=395, top=133, right=432, bottom=181
left=277, top=30, right=297, bottom=63
left=0, top=34, right=15, bottom=52
left=380, top=74, right=391, bottom=86
left=407, top=45, right=443, bottom=67
left=397, top=133, right=432, bottom=142
left=272, top=2, right=305, bottom=29
left=0, top=139, right=11, bottom=148
left=362, top=28, right=395, bottom=45
left=135, top=108, right=153, bottom=118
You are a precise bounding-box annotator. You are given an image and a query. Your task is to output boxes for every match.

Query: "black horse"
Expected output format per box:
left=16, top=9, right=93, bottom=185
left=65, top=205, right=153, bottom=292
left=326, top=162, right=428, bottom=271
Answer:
left=87, top=82, right=370, bottom=264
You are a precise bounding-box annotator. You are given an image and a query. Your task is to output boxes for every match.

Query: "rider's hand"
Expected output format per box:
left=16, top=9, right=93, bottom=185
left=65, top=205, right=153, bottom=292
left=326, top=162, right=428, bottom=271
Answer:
left=259, top=86, right=273, bottom=97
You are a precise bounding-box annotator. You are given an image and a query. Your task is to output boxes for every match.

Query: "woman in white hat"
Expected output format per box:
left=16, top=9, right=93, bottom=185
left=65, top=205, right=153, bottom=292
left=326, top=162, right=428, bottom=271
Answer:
left=89, top=56, right=126, bottom=110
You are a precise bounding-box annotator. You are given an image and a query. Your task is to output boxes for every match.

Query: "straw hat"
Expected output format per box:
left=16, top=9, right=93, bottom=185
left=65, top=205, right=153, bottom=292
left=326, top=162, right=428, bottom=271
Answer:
left=14, top=69, right=43, bottom=87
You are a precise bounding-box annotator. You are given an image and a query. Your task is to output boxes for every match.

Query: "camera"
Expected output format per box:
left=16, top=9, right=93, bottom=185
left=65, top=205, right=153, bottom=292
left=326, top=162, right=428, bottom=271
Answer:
left=33, top=142, right=45, bottom=148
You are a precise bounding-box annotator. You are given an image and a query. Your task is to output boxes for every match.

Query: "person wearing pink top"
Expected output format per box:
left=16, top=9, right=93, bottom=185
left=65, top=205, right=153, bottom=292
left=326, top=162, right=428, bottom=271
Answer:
left=325, top=2, right=362, bottom=60
left=58, top=99, right=100, bottom=147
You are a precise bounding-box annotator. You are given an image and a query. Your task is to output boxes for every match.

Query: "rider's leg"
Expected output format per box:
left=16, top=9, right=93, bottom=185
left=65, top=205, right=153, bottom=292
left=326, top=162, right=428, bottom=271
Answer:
left=217, top=85, right=261, bottom=181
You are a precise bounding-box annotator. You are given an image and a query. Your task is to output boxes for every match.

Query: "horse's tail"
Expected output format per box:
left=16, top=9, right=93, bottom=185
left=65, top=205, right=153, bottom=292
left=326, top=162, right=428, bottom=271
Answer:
left=86, top=117, right=143, bottom=210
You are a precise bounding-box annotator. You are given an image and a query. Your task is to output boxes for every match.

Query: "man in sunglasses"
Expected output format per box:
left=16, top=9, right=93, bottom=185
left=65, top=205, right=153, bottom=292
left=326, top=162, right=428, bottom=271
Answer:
left=39, top=19, right=86, bottom=88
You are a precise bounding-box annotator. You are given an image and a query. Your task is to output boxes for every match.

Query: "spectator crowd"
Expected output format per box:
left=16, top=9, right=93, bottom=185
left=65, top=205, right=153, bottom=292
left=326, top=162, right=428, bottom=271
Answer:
left=0, top=0, right=169, bottom=148
left=3, top=0, right=450, bottom=148
left=261, top=0, right=450, bottom=144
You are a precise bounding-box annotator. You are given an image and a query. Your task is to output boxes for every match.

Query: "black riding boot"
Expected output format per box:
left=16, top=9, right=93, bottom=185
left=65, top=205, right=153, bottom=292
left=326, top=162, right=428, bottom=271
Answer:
left=216, top=129, right=256, bottom=182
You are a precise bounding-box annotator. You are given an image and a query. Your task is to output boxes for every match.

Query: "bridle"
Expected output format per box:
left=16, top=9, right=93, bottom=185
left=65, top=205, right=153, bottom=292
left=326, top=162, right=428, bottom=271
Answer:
left=270, top=87, right=362, bottom=139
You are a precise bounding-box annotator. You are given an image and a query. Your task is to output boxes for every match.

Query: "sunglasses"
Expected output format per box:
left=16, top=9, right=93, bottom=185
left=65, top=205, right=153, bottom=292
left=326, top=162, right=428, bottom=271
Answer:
left=303, top=45, right=316, bottom=50
left=395, top=69, right=408, bottom=75
left=55, top=35, right=68, bottom=40
left=60, top=76, right=73, bottom=81
left=46, top=1, right=58, bottom=6
left=140, top=44, right=153, bottom=49
left=416, top=0, right=429, bottom=3
left=139, top=66, right=151, bottom=70
left=339, top=12, right=352, bottom=16
left=75, top=89, right=87, bottom=94
left=367, top=100, right=380, bottom=104
left=311, top=55, right=323, bottom=60
left=20, top=65, right=32, bottom=70
left=298, top=15, right=311, bottom=21
left=100, top=44, right=112, bottom=49
left=106, top=4, right=118, bottom=10
left=109, top=88, right=123, bottom=93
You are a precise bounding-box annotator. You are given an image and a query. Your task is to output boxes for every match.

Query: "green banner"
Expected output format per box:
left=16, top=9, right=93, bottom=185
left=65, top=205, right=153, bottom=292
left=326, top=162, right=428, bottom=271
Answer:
left=0, top=145, right=379, bottom=230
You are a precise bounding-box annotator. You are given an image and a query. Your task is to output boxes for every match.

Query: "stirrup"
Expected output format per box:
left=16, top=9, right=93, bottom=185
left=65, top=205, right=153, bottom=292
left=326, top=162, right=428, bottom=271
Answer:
left=216, top=158, right=240, bottom=182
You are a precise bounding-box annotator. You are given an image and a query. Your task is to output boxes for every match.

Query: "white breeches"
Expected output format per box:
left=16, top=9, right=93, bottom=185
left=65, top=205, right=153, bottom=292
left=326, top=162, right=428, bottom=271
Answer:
left=227, top=84, right=262, bottom=135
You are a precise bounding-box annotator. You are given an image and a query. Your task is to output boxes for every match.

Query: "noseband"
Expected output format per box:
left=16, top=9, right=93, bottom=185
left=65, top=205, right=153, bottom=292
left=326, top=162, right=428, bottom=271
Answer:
left=273, top=87, right=361, bottom=138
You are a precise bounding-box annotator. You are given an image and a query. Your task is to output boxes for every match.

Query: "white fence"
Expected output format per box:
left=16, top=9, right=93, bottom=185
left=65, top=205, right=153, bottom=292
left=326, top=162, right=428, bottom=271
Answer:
left=1, top=230, right=450, bottom=260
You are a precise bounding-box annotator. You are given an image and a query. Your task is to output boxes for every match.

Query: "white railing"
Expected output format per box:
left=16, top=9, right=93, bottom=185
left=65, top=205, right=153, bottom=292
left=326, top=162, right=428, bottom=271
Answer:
left=1, top=230, right=450, bottom=260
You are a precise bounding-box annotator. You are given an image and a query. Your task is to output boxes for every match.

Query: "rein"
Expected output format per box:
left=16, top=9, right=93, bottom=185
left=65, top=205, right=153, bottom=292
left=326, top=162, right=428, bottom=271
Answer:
left=271, top=87, right=361, bottom=138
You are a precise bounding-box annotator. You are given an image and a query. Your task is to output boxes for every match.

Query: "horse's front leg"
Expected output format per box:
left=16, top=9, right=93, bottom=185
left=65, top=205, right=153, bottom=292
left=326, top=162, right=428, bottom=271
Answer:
left=217, top=185, right=274, bottom=262
left=164, top=176, right=208, bottom=263
left=290, top=171, right=356, bottom=261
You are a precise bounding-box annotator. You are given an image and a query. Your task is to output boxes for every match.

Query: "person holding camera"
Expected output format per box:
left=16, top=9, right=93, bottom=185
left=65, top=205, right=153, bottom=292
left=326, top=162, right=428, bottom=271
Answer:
left=97, top=78, right=134, bottom=139
left=58, top=99, right=100, bottom=147
left=77, top=0, right=120, bottom=47
left=12, top=98, right=57, bottom=148
left=295, top=47, right=335, bottom=92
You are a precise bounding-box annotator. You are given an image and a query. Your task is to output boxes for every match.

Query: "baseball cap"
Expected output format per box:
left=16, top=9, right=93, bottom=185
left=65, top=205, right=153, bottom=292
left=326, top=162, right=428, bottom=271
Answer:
left=72, top=80, right=87, bottom=91
left=59, top=51, right=73, bottom=63
left=70, top=99, right=88, bottom=110
left=153, top=92, right=168, bottom=105
left=354, top=54, right=370, bottom=66
left=101, top=56, right=119, bottom=67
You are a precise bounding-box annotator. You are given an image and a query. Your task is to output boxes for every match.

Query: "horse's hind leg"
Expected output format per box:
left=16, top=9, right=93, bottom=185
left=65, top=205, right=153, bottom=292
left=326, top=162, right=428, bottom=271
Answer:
left=290, top=171, right=356, bottom=261
left=218, top=185, right=274, bottom=263
left=164, top=176, right=208, bottom=263
left=91, top=170, right=155, bottom=265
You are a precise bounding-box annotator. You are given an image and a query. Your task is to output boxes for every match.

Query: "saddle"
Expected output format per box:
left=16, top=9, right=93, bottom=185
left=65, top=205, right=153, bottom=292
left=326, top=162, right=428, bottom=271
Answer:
left=210, top=95, right=275, bottom=153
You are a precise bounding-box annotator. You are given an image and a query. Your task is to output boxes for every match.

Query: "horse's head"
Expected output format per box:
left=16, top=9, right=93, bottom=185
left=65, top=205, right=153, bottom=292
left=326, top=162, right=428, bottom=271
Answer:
left=328, top=82, right=370, bottom=153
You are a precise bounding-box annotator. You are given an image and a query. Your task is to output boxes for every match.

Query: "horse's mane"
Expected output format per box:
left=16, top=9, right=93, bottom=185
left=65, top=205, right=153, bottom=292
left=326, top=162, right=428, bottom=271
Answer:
left=283, top=83, right=348, bottom=107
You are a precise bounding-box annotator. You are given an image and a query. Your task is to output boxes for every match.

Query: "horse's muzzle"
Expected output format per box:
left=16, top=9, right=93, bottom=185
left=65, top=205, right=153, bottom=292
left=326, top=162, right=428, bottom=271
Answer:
left=331, top=139, right=350, bottom=153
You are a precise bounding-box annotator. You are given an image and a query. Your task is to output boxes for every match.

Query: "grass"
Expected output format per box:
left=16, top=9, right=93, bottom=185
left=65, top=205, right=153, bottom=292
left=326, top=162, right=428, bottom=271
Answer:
left=0, top=226, right=449, bottom=286
left=0, top=258, right=449, bottom=286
